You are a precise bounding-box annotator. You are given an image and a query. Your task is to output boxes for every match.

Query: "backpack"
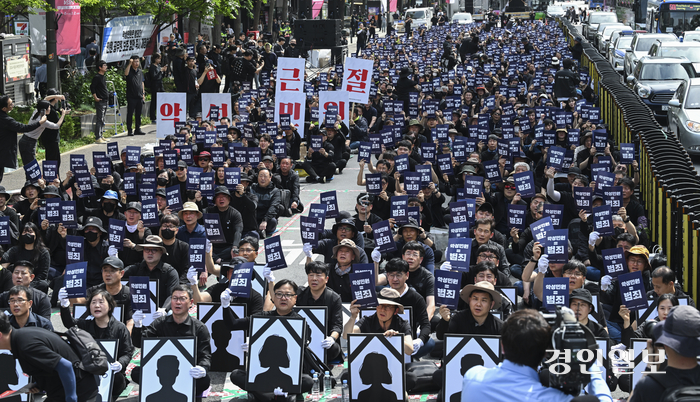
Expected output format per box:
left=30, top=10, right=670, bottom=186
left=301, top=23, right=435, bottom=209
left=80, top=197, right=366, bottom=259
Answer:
left=62, top=327, right=109, bottom=375
left=649, top=373, right=700, bottom=402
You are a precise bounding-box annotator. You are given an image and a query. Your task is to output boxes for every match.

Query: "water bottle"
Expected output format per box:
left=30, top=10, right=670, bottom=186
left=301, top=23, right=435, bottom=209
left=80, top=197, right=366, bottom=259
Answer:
left=341, top=380, right=349, bottom=402
left=312, top=373, right=320, bottom=401
left=324, top=370, right=332, bottom=394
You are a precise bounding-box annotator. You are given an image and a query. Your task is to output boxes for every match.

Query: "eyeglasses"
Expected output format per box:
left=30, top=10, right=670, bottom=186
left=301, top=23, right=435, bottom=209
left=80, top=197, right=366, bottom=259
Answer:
left=238, top=248, right=255, bottom=253
left=274, top=292, right=296, bottom=299
left=143, top=248, right=159, bottom=254
left=172, top=296, right=190, bottom=302
left=200, top=158, right=211, bottom=162
left=403, top=252, right=422, bottom=258
left=564, top=271, right=583, bottom=278
left=161, top=224, right=176, bottom=230
left=479, top=253, right=498, bottom=260
left=8, top=299, right=27, bottom=305
left=337, top=227, right=353, bottom=232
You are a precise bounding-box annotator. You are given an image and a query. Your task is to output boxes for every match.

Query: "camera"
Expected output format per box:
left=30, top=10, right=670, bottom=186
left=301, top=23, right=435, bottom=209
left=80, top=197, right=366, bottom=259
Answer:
left=540, top=306, right=598, bottom=396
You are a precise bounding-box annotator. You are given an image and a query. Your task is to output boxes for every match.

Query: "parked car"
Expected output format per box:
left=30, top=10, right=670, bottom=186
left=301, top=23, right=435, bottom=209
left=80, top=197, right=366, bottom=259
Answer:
left=648, top=40, right=700, bottom=63
left=582, top=11, right=618, bottom=41
left=609, top=34, right=634, bottom=72
left=683, top=31, right=700, bottom=42
left=605, top=29, right=644, bottom=58
left=546, top=5, right=566, bottom=18
left=668, top=77, right=700, bottom=155
left=626, top=56, right=696, bottom=122
left=451, top=12, right=473, bottom=24
left=623, top=33, right=678, bottom=77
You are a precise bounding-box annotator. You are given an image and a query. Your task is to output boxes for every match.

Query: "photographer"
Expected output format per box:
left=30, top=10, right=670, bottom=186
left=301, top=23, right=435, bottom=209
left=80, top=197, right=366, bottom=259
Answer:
left=463, top=309, right=613, bottom=401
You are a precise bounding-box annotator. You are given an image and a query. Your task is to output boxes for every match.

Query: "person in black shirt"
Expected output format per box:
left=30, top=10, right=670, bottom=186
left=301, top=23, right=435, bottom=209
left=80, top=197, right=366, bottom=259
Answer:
left=79, top=190, right=126, bottom=232
left=118, top=202, right=152, bottom=267
left=60, top=289, right=134, bottom=400
left=570, top=288, right=608, bottom=338
left=158, top=213, right=191, bottom=284
left=124, top=56, right=145, bottom=136
left=0, top=313, right=99, bottom=402
left=204, top=186, right=244, bottom=263
left=185, top=57, right=199, bottom=119
left=629, top=306, right=700, bottom=402
left=189, top=256, right=264, bottom=315
left=0, top=261, right=52, bottom=318
left=226, top=280, right=314, bottom=401
left=240, top=50, right=262, bottom=84
left=273, top=157, right=303, bottom=214
left=148, top=53, right=167, bottom=122
left=296, top=261, right=344, bottom=363
left=124, top=235, right=180, bottom=308
left=63, top=256, right=134, bottom=331
left=131, top=285, right=211, bottom=397
left=435, top=281, right=504, bottom=339
left=90, top=60, right=109, bottom=143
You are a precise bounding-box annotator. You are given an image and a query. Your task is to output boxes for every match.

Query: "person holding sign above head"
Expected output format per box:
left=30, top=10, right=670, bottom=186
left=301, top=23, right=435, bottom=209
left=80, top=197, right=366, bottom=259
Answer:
left=545, top=166, right=592, bottom=229
left=78, top=190, right=126, bottom=233
left=124, top=235, right=180, bottom=309
left=59, top=289, right=133, bottom=400
left=483, top=176, right=528, bottom=238
left=5, top=285, right=53, bottom=330
left=619, top=293, right=679, bottom=348
left=375, top=258, right=434, bottom=358
left=132, top=285, right=212, bottom=400
left=296, top=261, right=345, bottom=363
left=225, top=279, right=314, bottom=401
left=462, top=309, right=613, bottom=402
left=188, top=256, right=264, bottom=315
left=599, top=245, right=653, bottom=343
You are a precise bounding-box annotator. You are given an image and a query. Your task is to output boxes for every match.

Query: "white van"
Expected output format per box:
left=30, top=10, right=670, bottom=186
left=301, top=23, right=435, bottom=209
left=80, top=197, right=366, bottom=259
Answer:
left=405, top=7, right=434, bottom=28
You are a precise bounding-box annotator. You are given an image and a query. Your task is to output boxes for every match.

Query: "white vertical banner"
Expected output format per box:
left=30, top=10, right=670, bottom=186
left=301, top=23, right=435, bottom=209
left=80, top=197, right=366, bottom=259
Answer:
left=341, top=57, right=374, bottom=104
left=275, top=57, right=306, bottom=93
left=318, top=90, right=349, bottom=128
left=201, top=93, right=232, bottom=121
left=157, top=92, right=187, bottom=138
left=275, top=91, right=307, bottom=137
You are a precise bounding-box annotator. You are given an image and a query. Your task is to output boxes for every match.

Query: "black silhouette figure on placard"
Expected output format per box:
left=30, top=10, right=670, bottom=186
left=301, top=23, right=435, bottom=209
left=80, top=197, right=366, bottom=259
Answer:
left=450, top=354, right=484, bottom=402
left=210, top=320, right=241, bottom=371
left=0, top=354, right=20, bottom=402
left=357, top=352, right=398, bottom=402
left=146, top=355, right=188, bottom=402
left=253, top=335, right=294, bottom=392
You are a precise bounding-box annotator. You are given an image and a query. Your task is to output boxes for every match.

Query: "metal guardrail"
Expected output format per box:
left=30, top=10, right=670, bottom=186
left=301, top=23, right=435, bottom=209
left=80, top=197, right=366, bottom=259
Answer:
left=559, top=18, right=700, bottom=301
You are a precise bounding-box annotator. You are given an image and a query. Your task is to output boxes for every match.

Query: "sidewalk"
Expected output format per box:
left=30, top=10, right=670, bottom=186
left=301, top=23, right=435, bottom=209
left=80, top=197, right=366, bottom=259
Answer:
left=3, top=124, right=160, bottom=193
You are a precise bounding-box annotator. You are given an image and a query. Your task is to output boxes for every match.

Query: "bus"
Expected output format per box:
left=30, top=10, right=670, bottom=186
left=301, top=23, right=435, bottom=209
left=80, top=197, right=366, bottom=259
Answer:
left=647, top=0, right=700, bottom=34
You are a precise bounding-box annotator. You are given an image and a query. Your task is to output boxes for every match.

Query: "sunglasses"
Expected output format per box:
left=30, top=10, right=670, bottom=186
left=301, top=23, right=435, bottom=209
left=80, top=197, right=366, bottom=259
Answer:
left=199, top=158, right=211, bottom=162
left=178, top=167, right=186, bottom=171
left=504, top=184, right=516, bottom=190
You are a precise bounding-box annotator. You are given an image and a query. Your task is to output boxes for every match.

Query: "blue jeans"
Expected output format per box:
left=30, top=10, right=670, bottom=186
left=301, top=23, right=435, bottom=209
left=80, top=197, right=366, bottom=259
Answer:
left=586, top=265, right=601, bottom=282
left=414, top=336, right=435, bottom=360
left=607, top=321, right=622, bottom=344
left=510, top=264, right=524, bottom=280
left=349, top=141, right=361, bottom=149
left=514, top=280, right=524, bottom=297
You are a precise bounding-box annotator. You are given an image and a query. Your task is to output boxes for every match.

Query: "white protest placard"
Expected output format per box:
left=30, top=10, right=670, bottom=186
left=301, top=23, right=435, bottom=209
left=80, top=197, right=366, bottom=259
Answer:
left=101, top=25, right=156, bottom=63
left=157, top=92, right=187, bottom=138
left=318, top=90, right=350, bottom=128
left=201, top=93, right=232, bottom=121
left=341, top=57, right=374, bottom=103
left=275, top=91, right=306, bottom=138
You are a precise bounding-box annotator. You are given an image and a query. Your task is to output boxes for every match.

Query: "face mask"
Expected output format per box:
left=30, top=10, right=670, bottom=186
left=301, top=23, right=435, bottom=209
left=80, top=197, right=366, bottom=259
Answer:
left=161, top=228, right=175, bottom=240
left=157, top=178, right=169, bottom=186
left=20, top=234, right=35, bottom=244
left=100, top=183, right=111, bottom=191
left=85, top=231, right=99, bottom=242
left=614, top=227, right=625, bottom=237
left=103, top=203, right=116, bottom=213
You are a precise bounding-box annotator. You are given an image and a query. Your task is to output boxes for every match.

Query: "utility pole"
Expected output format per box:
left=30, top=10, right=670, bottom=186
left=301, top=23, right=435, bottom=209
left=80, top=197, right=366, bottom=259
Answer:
left=46, top=0, right=59, bottom=91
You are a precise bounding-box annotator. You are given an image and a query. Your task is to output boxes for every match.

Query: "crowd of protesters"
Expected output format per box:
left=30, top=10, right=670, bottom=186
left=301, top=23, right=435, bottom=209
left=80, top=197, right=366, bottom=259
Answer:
left=1, top=9, right=700, bottom=402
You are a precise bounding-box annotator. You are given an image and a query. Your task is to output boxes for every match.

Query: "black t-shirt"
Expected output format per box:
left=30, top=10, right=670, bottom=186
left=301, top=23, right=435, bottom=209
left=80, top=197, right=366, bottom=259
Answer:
left=125, top=68, right=144, bottom=99
left=162, top=239, right=190, bottom=283
left=356, top=312, right=412, bottom=335
left=87, top=283, right=133, bottom=321
left=406, top=267, right=435, bottom=300
left=90, top=73, right=108, bottom=100
left=11, top=327, right=98, bottom=401
left=630, top=366, right=700, bottom=402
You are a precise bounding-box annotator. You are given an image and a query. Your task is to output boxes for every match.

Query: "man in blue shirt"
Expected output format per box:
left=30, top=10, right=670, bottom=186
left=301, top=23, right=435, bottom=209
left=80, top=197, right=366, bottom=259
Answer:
left=462, top=309, right=612, bottom=402
left=34, top=58, right=47, bottom=99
